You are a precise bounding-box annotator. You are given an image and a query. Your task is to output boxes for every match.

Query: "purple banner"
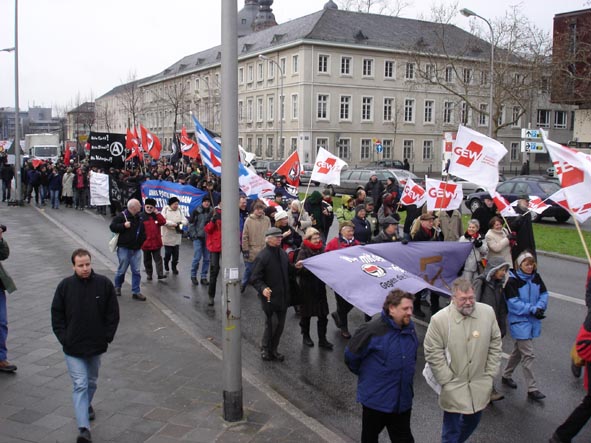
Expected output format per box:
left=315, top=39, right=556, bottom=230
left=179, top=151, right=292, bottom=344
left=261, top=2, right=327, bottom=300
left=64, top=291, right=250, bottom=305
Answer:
left=301, top=242, right=472, bottom=316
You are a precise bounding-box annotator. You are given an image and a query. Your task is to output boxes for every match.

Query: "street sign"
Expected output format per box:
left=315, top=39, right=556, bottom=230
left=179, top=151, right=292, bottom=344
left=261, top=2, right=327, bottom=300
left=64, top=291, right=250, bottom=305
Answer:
left=520, top=141, right=547, bottom=153
left=375, top=143, right=383, bottom=153
left=521, top=128, right=543, bottom=140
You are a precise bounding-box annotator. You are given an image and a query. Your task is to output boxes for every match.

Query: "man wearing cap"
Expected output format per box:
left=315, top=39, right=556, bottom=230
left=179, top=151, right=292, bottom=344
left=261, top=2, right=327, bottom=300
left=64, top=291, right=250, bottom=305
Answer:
left=110, top=199, right=147, bottom=301
left=140, top=198, right=167, bottom=281
left=371, top=216, right=401, bottom=243
left=412, top=213, right=443, bottom=242
left=472, top=195, right=497, bottom=237
left=250, top=227, right=291, bottom=361
left=162, top=196, right=188, bottom=275
left=508, top=195, right=536, bottom=263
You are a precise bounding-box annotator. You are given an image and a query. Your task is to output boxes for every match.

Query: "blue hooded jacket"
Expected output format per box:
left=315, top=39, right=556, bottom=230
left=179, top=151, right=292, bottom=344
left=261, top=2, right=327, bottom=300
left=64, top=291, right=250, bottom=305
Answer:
left=504, top=269, right=548, bottom=339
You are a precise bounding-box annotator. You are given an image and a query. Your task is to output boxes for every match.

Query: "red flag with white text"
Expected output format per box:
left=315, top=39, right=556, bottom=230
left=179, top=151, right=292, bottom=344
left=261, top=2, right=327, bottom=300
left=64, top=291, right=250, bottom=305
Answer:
left=425, top=178, right=463, bottom=211
left=273, top=151, right=301, bottom=187
left=548, top=189, right=590, bottom=223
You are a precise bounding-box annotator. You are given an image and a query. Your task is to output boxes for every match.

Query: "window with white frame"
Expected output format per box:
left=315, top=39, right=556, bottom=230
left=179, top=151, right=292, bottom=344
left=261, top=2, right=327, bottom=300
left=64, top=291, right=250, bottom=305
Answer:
left=361, top=139, right=372, bottom=160
left=340, top=95, right=351, bottom=120
left=266, top=136, right=274, bottom=158
left=316, top=138, right=328, bottom=154
left=278, top=137, right=285, bottom=159
left=318, top=54, right=329, bottom=73
left=248, top=65, right=254, bottom=83
left=497, top=105, right=505, bottom=126
left=425, top=64, right=435, bottom=81
left=403, top=140, right=413, bottom=160
left=443, top=101, right=454, bottom=124
left=405, top=62, right=415, bottom=80
left=362, top=58, right=374, bottom=77
left=317, top=94, right=329, bottom=119
left=462, top=68, right=473, bottom=84
left=537, top=109, right=551, bottom=128
left=246, top=98, right=253, bottom=122
left=555, top=111, right=567, bottom=129
left=291, top=94, right=299, bottom=120
left=361, top=96, right=373, bottom=121
left=341, top=56, right=352, bottom=75
left=292, top=55, right=298, bottom=74
left=383, top=97, right=394, bottom=121
left=478, top=104, right=488, bottom=126
left=422, top=140, right=433, bottom=160
left=384, top=60, right=395, bottom=79
left=246, top=137, right=253, bottom=152
left=257, top=97, right=264, bottom=122
left=338, top=138, right=350, bottom=160
left=404, top=99, right=415, bottom=122
left=268, top=61, right=275, bottom=79
left=424, top=100, right=434, bottom=124
left=290, top=137, right=298, bottom=153
left=279, top=58, right=286, bottom=76
left=460, top=102, right=470, bottom=125
left=511, top=106, right=521, bottom=127
left=195, top=78, right=201, bottom=90
left=267, top=96, right=274, bottom=121
left=445, top=66, right=454, bottom=83
left=238, top=100, right=244, bottom=122
left=510, top=142, right=519, bottom=161
left=257, top=63, right=264, bottom=81
left=256, top=137, right=263, bottom=157
left=480, top=70, right=488, bottom=85
left=280, top=95, right=285, bottom=121
left=382, top=139, right=392, bottom=159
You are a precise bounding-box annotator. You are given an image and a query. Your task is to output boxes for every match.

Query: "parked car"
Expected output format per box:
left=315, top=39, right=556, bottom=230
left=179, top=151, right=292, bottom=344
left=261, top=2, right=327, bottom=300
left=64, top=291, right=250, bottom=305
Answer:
left=254, top=160, right=283, bottom=178
left=450, top=174, right=506, bottom=198
left=368, top=160, right=405, bottom=169
left=464, top=175, right=570, bottom=223
left=300, top=163, right=319, bottom=186
left=326, top=168, right=421, bottom=196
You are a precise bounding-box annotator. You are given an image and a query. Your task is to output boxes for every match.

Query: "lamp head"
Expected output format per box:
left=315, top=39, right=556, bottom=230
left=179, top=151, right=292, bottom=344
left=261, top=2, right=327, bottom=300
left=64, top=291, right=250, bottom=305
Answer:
left=258, top=54, right=268, bottom=61
left=460, top=8, right=476, bottom=17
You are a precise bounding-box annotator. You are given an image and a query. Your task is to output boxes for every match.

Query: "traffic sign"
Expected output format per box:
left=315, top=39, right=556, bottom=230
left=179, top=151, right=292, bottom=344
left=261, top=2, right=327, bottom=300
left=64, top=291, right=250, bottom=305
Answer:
left=520, top=141, right=547, bottom=153
left=521, top=128, right=544, bottom=140
left=375, top=143, right=383, bottom=153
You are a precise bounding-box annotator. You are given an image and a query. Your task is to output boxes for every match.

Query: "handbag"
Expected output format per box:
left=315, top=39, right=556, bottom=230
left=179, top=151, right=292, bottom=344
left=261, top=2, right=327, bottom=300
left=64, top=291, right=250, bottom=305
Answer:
left=423, top=307, right=452, bottom=395
left=108, top=212, right=128, bottom=253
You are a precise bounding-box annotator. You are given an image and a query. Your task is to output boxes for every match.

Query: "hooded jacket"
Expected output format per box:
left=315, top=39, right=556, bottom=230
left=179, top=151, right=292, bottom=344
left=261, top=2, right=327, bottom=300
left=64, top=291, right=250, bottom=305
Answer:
left=504, top=268, right=548, bottom=340
left=473, top=257, right=510, bottom=337
left=336, top=195, right=356, bottom=223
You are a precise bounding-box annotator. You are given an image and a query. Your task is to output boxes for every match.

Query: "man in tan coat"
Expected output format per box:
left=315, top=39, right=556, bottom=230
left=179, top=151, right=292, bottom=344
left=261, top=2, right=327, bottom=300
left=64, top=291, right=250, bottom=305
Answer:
left=424, top=278, right=502, bottom=443
left=241, top=201, right=270, bottom=293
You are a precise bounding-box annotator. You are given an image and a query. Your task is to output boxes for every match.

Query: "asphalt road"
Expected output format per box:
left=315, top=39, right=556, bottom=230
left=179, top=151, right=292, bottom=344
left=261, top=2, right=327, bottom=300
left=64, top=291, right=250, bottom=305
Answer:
left=37, top=205, right=591, bottom=442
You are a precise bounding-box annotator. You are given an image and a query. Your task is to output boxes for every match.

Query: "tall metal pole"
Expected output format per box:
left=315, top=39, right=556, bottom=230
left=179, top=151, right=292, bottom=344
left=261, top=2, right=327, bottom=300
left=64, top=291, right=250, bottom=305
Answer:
left=220, top=0, right=243, bottom=422
left=14, top=0, right=22, bottom=204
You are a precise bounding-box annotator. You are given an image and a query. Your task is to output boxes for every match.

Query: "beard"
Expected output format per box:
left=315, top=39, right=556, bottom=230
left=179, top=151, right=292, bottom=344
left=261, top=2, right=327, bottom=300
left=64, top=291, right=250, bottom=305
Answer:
left=457, top=304, right=475, bottom=316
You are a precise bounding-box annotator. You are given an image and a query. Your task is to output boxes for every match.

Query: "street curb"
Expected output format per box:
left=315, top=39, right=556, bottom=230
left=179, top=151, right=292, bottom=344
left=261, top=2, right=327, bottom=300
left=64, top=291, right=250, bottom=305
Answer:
left=34, top=205, right=349, bottom=443
left=537, top=249, right=589, bottom=264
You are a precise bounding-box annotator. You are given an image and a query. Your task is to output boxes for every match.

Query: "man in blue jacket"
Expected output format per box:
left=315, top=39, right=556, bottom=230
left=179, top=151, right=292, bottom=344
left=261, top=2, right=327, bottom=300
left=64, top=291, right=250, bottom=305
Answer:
left=345, top=290, right=418, bottom=443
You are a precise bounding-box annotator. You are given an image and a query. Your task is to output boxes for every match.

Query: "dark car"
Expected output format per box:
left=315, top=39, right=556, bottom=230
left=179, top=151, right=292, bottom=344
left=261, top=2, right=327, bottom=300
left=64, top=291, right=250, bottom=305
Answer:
left=300, top=163, right=319, bottom=186
left=368, top=160, right=405, bottom=169
left=464, top=175, right=570, bottom=223
left=253, top=160, right=269, bottom=177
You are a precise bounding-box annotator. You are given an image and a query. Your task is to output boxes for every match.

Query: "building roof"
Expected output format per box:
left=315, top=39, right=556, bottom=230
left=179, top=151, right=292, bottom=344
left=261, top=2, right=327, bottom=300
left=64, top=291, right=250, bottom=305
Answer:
left=96, top=76, right=154, bottom=100
left=67, top=102, right=95, bottom=115
left=143, top=8, right=495, bottom=85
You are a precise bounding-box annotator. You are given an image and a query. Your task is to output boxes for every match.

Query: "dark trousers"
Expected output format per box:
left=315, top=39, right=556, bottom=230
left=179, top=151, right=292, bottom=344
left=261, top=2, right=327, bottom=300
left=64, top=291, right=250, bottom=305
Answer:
left=164, top=245, right=179, bottom=268
left=361, top=406, right=414, bottom=443
left=208, top=252, right=221, bottom=298
left=300, top=316, right=328, bottom=339
left=554, top=393, right=591, bottom=442
left=26, top=184, right=40, bottom=204
left=143, top=249, right=163, bottom=278
left=335, top=292, right=354, bottom=330
left=2, top=180, right=11, bottom=201
left=262, top=306, right=287, bottom=353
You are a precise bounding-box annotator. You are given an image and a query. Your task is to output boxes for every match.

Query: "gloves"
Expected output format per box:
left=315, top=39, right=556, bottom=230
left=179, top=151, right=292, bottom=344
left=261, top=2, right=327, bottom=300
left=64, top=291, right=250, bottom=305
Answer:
left=401, top=238, right=409, bottom=245
left=474, top=238, right=483, bottom=248
left=533, top=308, right=546, bottom=319
left=508, top=232, right=517, bottom=241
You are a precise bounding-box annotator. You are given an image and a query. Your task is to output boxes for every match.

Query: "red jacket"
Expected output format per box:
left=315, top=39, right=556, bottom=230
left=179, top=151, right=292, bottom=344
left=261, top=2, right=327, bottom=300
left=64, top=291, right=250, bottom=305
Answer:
left=575, top=323, right=591, bottom=391
left=325, top=235, right=360, bottom=252
left=205, top=212, right=222, bottom=253
left=141, top=212, right=166, bottom=251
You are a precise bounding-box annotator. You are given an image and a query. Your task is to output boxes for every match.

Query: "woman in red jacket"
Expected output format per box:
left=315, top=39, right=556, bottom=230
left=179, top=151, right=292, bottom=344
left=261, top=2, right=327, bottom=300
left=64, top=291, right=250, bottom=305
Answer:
left=205, top=204, right=222, bottom=307
left=140, top=198, right=167, bottom=281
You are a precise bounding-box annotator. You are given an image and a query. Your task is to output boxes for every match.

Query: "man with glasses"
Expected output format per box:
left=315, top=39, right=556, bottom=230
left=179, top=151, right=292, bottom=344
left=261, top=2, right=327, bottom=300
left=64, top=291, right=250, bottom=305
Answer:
left=424, top=278, right=502, bottom=443
left=140, top=198, right=167, bottom=281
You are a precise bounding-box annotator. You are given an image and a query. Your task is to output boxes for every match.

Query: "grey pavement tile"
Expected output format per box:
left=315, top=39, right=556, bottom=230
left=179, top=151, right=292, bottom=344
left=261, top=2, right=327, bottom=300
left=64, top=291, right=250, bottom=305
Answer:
left=115, top=402, right=156, bottom=419
left=128, top=417, right=166, bottom=435
left=13, top=348, right=58, bottom=364
left=181, top=427, right=223, bottom=442
left=145, top=436, right=185, bottom=443
left=7, top=408, right=46, bottom=424
left=31, top=412, right=73, bottom=431
left=0, top=417, right=54, bottom=442
left=157, top=423, right=193, bottom=439
left=145, top=407, right=181, bottom=422
left=35, top=365, right=68, bottom=378
left=0, top=405, right=23, bottom=419
left=113, top=429, right=154, bottom=443
left=243, top=409, right=271, bottom=425
left=167, top=404, right=220, bottom=427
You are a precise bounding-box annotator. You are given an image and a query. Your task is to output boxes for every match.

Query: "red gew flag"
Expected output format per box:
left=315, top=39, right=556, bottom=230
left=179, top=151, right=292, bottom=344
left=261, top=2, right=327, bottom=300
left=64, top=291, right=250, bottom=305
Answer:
left=273, top=151, right=301, bottom=186
left=180, top=126, right=200, bottom=159
left=140, top=125, right=162, bottom=160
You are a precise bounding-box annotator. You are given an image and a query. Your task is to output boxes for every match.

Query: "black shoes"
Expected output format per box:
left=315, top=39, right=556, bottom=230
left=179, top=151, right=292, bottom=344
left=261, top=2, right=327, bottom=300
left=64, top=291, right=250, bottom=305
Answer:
left=318, top=339, right=334, bottom=350
left=157, top=274, right=167, bottom=280
left=501, top=377, right=517, bottom=389
left=164, top=263, right=169, bottom=272
left=271, top=351, right=285, bottom=362
left=191, top=277, right=198, bottom=285
left=77, top=427, right=92, bottom=443
left=208, top=296, right=215, bottom=306
left=132, top=293, right=146, bottom=301
left=571, top=361, right=582, bottom=378
left=88, top=405, right=95, bottom=421
left=240, top=283, right=247, bottom=293
left=200, top=278, right=209, bottom=285
left=261, top=350, right=273, bottom=361
left=261, top=350, right=285, bottom=362
left=114, top=287, right=121, bottom=297
left=302, top=334, right=314, bottom=347
left=528, top=390, right=546, bottom=401
left=172, top=267, right=179, bottom=275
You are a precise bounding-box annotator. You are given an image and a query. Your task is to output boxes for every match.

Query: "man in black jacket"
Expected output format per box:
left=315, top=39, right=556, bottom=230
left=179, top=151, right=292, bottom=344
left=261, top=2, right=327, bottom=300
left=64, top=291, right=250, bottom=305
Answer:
left=110, top=198, right=147, bottom=300
left=51, top=249, right=119, bottom=443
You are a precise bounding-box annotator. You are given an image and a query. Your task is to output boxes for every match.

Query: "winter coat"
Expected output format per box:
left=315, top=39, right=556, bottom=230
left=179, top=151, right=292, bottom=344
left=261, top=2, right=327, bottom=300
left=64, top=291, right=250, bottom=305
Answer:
left=204, top=215, right=222, bottom=253
left=27, top=169, right=41, bottom=186
left=508, top=208, right=536, bottom=262
left=412, top=226, right=443, bottom=242
left=325, top=235, right=360, bottom=252
left=472, top=205, right=497, bottom=237
left=437, top=210, right=463, bottom=241
left=110, top=210, right=146, bottom=250
left=458, top=233, right=488, bottom=282
left=250, top=245, right=290, bottom=311
left=473, top=257, right=511, bottom=337
left=189, top=205, right=213, bottom=239
left=575, top=323, right=591, bottom=391
left=345, top=310, right=419, bottom=414
left=0, top=239, right=16, bottom=293
left=296, top=241, right=329, bottom=318
left=161, top=205, right=188, bottom=246
left=352, top=216, right=372, bottom=244
left=0, top=164, right=13, bottom=182
left=141, top=211, right=166, bottom=251
left=48, top=173, right=62, bottom=191
left=242, top=213, right=270, bottom=263
left=504, top=269, right=548, bottom=340
left=51, top=270, right=119, bottom=358
left=485, top=228, right=512, bottom=267
left=335, top=196, right=355, bottom=223
left=371, top=229, right=400, bottom=243
left=424, top=304, right=502, bottom=415
left=365, top=179, right=385, bottom=207
left=287, top=208, right=312, bottom=238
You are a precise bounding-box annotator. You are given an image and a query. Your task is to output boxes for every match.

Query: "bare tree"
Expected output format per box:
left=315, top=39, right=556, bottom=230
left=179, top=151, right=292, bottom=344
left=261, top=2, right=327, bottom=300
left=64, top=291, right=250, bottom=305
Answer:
left=155, top=78, right=191, bottom=136
left=95, top=102, right=114, bottom=132
left=118, top=72, right=144, bottom=128
left=336, top=0, right=409, bottom=16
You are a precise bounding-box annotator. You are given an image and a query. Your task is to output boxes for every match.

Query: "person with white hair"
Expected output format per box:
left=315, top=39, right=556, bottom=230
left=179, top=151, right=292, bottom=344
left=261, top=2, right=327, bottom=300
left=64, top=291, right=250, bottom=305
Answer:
left=287, top=200, right=312, bottom=238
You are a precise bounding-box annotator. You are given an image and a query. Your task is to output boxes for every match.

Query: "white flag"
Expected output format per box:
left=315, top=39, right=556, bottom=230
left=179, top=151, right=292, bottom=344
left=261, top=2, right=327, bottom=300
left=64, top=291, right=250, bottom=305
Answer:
left=310, top=148, right=348, bottom=185
left=238, top=163, right=275, bottom=200
left=548, top=189, right=591, bottom=223
left=425, top=178, right=463, bottom=211
left=89, top=171, right=110, bottom=206
left=448, top=125, right=507, bottom=190
left=490, top=190, right=517, bottom=217
left=399, top=178, right=426, bottom=207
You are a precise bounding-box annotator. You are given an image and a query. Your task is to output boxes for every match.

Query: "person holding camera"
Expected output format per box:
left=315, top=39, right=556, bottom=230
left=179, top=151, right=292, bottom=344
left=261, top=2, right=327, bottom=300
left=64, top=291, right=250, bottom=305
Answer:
left=161, top=196, right=188, bottom=275
left=501, top=251, right=548, bottom=401
left=0, top=224, right=17, bottom=373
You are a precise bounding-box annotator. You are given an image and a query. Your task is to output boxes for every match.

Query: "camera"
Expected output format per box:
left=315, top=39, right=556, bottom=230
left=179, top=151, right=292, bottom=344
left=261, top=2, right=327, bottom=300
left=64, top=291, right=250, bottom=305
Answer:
left=0, top=225, right=6, bottom=233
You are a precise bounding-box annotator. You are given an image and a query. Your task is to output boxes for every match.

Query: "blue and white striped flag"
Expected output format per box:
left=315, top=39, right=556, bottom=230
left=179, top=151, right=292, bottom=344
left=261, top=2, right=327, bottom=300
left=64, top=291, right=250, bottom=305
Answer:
left=192, top=115, right=222, bottom=175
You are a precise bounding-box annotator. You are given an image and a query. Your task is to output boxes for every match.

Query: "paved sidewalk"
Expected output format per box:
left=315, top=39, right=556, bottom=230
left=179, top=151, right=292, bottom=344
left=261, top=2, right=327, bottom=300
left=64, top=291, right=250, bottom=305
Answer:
left=0, top=205, right=342, bottom=442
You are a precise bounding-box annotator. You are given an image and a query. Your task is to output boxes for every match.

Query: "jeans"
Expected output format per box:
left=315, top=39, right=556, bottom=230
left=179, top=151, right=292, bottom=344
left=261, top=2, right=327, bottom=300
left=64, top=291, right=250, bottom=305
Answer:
left=361, top=406, right=414, bottom=443
left=0, top=289, right=7, bottom=361
left=242, top=260, right=254, bottom=286
left=41, top=185, right=49, bottom=203
left=50, top=189, right=60, bottom=208
left=2, top=180, right=10, bottom=201
left=191, top=238, right=210, bottom=279
left=114, top=247, right=142, bottom=294
left=65, top=354, right=101, bottom=429
left=442, top=411, right=482, bottom=443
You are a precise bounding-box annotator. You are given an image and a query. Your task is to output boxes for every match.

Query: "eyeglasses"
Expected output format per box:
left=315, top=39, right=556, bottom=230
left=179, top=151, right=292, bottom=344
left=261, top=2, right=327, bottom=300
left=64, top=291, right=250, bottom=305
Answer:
left=455, top=296, right=475, bottom=304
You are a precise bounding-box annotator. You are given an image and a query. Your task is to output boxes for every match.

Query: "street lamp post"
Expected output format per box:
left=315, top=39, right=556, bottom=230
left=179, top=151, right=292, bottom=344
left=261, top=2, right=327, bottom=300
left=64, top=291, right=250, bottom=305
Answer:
left=460, top=7, right=494, bottom=138
left=259, top=54, right=284, bottom=157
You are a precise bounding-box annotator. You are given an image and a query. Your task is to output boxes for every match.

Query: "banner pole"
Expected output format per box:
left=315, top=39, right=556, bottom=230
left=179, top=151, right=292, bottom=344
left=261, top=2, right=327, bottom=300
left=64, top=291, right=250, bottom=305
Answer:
left=301, top=180, right=312, bottom=203
left=573, top=215, right=591, bottom=266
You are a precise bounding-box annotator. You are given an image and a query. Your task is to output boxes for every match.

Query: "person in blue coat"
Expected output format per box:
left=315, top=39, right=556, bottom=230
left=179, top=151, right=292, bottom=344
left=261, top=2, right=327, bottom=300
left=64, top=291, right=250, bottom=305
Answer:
left=345, top=290, right=418, bottom=443
left=501, top=250, right=549, bottom=401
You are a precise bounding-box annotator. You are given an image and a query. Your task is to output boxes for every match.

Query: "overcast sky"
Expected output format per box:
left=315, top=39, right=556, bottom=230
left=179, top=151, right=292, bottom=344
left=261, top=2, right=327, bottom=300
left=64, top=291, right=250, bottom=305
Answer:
left=0, top=0, right=588, bottom=113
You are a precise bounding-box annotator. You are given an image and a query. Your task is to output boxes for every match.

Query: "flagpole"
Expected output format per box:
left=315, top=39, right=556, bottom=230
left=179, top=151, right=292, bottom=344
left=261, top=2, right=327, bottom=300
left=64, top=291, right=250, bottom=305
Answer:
left=301, top=180, right=312, bottom=203
left=573, top=215, right=591, bottom=266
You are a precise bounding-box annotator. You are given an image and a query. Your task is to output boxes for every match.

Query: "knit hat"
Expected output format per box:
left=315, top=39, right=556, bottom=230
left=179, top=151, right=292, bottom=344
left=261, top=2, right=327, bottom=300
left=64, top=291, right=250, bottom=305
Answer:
left=168, top=196, right=179, bottom=205
left=304, top=227, right=320, bottom=240
left=144, top=198, right=157, bottom=206
left=274, top=210, right=288, bottom=221
left=355, top=204, right=366, bottom=215
left=516, top=251, right=535, bottom=268
left=265, top=227, right=283, bottom=238
left=202, top=196, right=211, bottom=203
